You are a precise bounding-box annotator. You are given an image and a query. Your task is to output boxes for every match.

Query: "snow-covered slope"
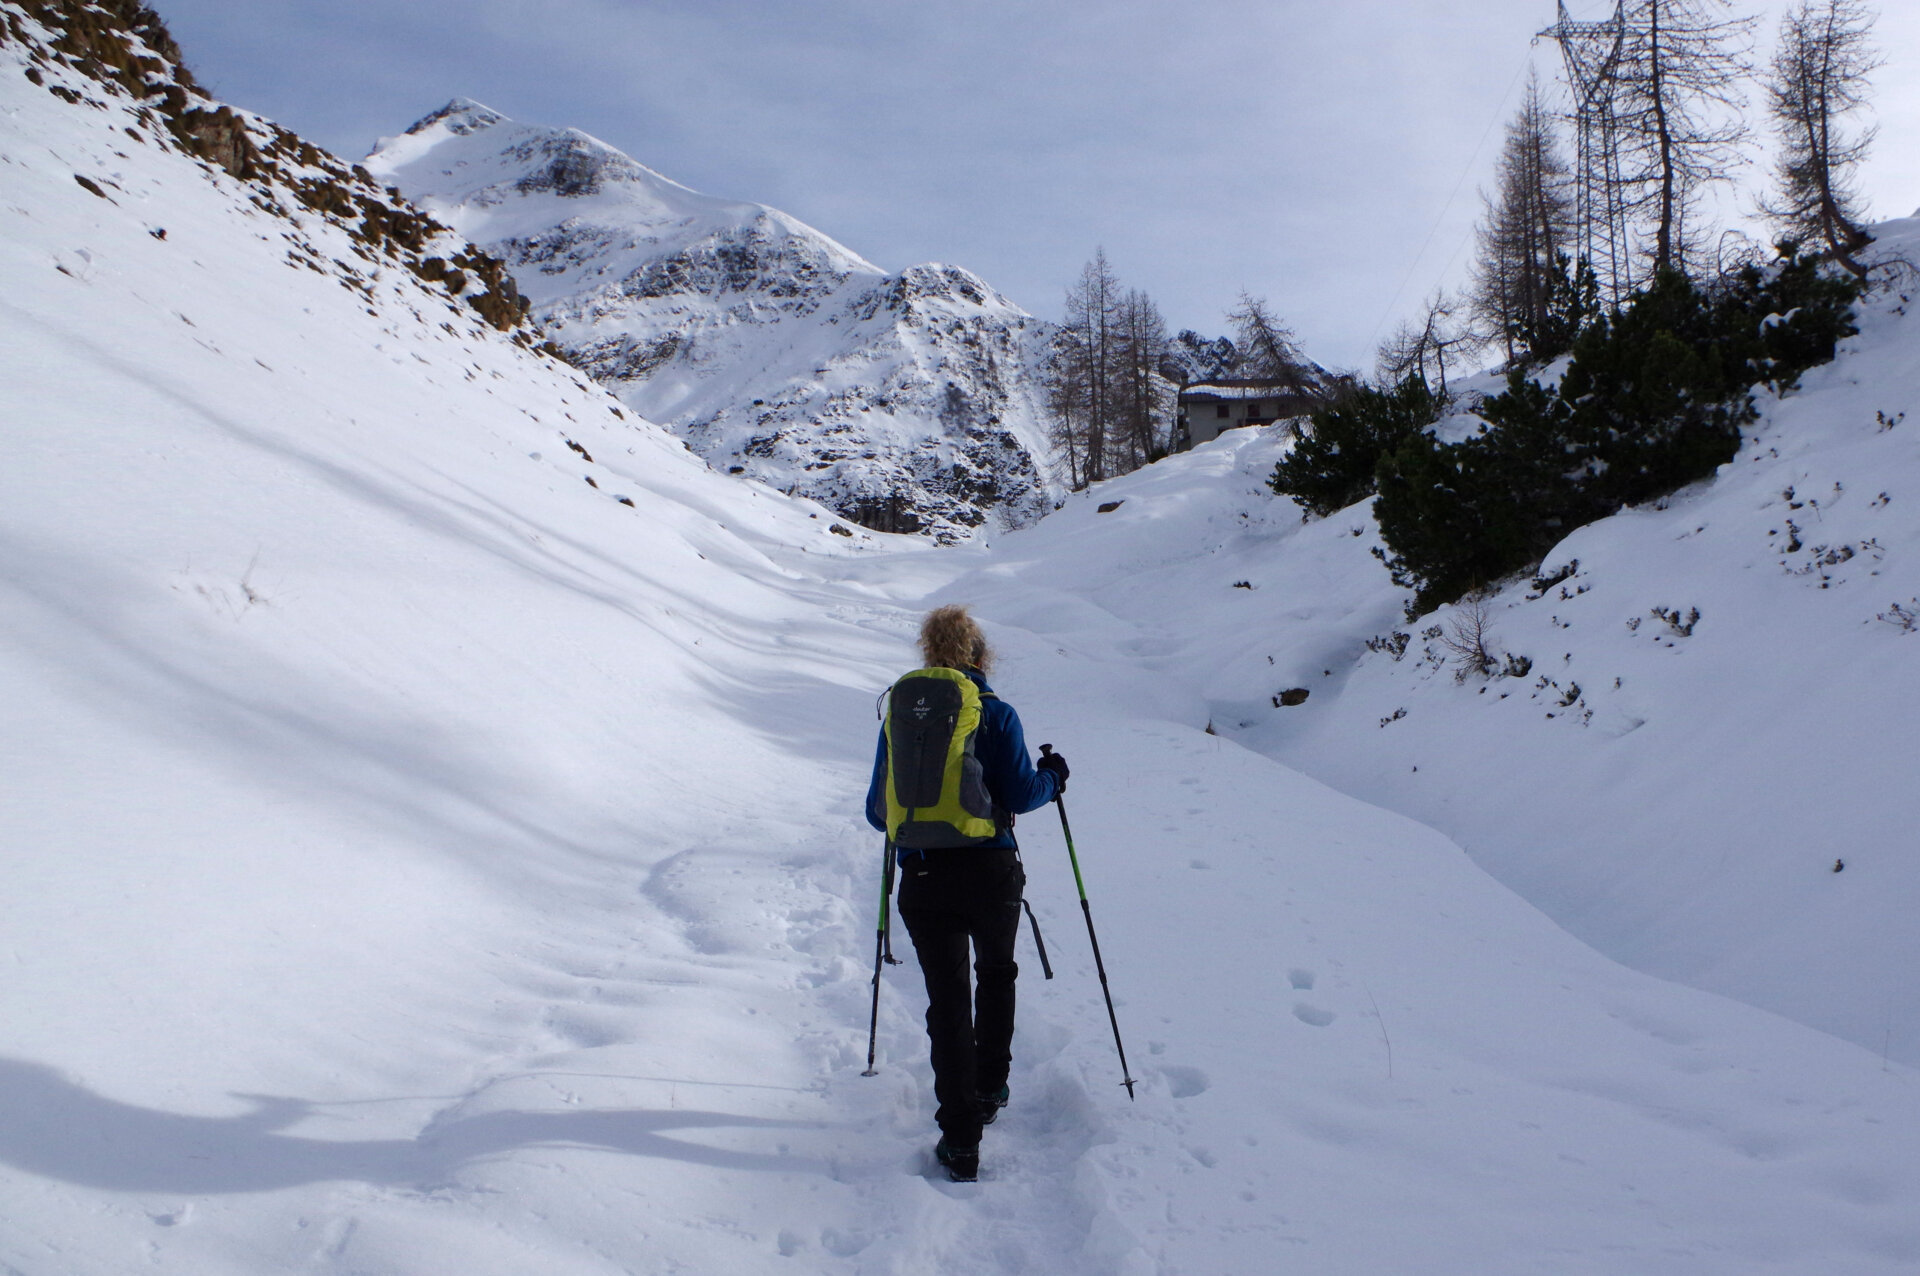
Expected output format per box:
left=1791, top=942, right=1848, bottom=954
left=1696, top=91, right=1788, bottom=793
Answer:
left=6, top=4, right=1920, bottom=1272
left=1272, top=255, right=1920, bottom=1066
left=367, top=101, right=1060, bottom=543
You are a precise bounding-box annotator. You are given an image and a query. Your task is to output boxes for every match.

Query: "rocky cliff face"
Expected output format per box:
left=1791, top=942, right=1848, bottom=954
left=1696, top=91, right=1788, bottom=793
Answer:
left=1161, top=329, right=1244, bottom=385
left=370, top=102, right=1060, bottom=540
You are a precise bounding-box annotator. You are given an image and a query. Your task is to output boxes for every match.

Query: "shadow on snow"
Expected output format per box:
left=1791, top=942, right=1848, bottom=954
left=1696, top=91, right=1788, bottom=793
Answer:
left=0, top=1057, right=830, bottom=1193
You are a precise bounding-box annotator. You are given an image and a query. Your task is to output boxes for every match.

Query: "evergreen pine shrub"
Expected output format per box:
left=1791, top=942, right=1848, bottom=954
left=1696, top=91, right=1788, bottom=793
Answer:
left=1374, top=382, right=1582, bottom=615
left=1723, top=242, right=1863, bottom=393
left=1373, top=245, right=1862, bottom=615
left=1512, top=254, right=1600, bottom=367
left=1268, top=375, right=1440, bottom=517
left=1554, top=271, right=1754, bottom=513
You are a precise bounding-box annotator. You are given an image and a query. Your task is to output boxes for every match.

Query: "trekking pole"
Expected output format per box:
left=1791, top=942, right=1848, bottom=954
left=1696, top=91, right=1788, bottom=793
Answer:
left=860, top=838, right=902, bottom=1077
left=1040, top=744, right=1136, bottom=1099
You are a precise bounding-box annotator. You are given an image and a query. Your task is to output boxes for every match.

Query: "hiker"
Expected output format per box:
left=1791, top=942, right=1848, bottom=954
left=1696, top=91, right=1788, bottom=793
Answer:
left=865, top=604, right=1068, bottom=1182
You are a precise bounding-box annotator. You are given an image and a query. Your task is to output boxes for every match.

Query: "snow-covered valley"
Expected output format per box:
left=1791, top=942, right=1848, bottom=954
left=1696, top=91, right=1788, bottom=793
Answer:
left=5, top=4, right=1919, bottom=1272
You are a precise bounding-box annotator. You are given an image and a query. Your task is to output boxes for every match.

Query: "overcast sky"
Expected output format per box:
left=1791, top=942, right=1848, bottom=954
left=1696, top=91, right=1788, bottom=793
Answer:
left=149, top=0, right=1920, bottom=372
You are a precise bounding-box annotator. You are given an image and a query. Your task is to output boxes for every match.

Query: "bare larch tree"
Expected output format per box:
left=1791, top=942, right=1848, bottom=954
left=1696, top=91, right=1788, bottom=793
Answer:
left=1470, top=72, right=1577, bottom=363
left=1048, top=249, right=1121, bottom=487
left=1112, top=288, right=1172, bottom=471
left=1612, top=0, right=1757, bottom=279
left=1378, top=290, right=1474, bottom=398
left=1226, top=292, right=1318, bottom=393
left=1762, top=0, right=1881, bottom=278
left=1045, top=252, right=1174, bottom=487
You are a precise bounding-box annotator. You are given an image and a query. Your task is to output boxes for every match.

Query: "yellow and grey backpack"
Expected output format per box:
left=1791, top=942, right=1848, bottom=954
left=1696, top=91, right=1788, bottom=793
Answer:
left=881, top=667, right=1001, bottom=848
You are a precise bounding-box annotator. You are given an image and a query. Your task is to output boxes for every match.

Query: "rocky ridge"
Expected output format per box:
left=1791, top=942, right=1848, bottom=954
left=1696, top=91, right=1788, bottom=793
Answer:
left=1160, top=329, right=1243, bottom=385
left=2, top=5, right=546, bottom=347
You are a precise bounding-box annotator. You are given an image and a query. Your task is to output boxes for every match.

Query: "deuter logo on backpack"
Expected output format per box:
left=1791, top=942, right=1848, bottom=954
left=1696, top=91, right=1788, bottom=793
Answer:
left=883, top=668, right=1000, bottom=848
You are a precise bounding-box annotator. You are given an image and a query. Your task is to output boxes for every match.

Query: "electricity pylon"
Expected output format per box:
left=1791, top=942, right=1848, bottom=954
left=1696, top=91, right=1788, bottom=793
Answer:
left=1540, top=0, right=1632, bottom=305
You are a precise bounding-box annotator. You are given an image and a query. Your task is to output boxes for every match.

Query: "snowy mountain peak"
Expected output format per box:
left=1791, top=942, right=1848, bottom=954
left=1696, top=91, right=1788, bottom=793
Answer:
left=369, top=104, right=1058, bottom=540
left=402, top=96, right=508, bottom=137
left=888, top=261, right=1015, bottom=312
left=368, top=102, right=876, bottom=284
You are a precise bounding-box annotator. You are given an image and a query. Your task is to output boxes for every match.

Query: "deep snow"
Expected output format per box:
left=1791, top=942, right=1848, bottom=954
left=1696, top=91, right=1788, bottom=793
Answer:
left=5, top=7, right=1920, bottom=1273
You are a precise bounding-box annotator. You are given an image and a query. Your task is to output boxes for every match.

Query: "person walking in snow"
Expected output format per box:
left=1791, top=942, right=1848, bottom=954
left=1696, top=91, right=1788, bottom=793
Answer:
left=866, top=604, right=1067, bottom=1182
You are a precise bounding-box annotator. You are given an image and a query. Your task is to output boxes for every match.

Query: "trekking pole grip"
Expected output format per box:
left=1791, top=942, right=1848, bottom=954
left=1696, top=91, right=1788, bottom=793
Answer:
left=1041, top=744, right=1088, bottom=900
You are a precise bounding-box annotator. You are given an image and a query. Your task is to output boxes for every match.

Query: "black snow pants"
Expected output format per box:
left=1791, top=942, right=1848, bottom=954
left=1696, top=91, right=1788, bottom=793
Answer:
left=896, top=845, right=1024, bottom=1149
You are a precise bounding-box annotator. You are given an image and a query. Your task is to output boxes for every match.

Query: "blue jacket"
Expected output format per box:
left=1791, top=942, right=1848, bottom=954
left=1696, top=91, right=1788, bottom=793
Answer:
left=865, top=669, right=1058, bottom=851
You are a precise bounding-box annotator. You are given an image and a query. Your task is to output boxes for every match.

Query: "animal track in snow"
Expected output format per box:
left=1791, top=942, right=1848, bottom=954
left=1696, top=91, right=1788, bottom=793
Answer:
left=541, top=1007, right=626, bottom=1049
left=820, top=1227, right=872, bottom=1257
left=1293, top=1003, right=1336, bottom=1027
left=1161, top=1065, right=1211, bottom=1098
left=1288, top=968, right=1316, bottom=990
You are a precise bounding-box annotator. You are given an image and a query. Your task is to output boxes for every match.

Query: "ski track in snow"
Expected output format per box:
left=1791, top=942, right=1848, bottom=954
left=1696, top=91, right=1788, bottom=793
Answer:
left=5, top=12, right=1920, bottom=1273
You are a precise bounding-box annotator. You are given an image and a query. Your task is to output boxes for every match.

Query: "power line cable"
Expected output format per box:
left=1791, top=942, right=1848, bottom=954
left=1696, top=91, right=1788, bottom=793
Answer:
left=1366, top=45, right=1539, bottom=360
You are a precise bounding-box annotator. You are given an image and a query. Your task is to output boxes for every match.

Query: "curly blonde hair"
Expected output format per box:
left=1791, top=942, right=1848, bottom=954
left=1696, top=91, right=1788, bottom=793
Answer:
left=919, top=604, right=993, bottom=673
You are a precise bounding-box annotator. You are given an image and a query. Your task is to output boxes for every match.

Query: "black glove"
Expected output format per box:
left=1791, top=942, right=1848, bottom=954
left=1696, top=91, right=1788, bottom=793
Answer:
left=1036, top=749, right=1069, bottom=793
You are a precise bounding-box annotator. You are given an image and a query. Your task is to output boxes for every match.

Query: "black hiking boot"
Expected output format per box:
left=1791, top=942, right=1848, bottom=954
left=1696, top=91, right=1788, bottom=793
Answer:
left=976, top=1084, right=1010, bottom=1126
left=936, top=1137, right=979, bottom=1182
